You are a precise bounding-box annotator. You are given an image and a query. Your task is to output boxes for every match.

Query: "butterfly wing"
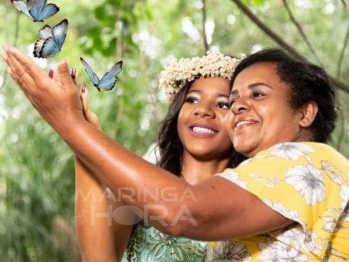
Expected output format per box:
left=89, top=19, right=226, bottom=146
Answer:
left=33, top=24, right=52, bottom=58
left=98, top=61, right=123, bottom=91
left=11, top=0, right=58, bottom=22
left=80, top=57, right=101, bottom=88
left=33, top=39, right=45, bottom=57
left=27, top=0, right=46, bottom=11
left=38, top=24, right=53, bottom=39
left=11, top=0, right=33, bottom=20
left=27, top=0, right=45, bottom=21
left=51, top=19, right=68, bottom=50
left=33, top=20, right=67, bottom=58
left=28, top=0, right=59, bottom=22
left=37, top=4, right=59, bottom=21
left=42, top=38, right=62, bottom=58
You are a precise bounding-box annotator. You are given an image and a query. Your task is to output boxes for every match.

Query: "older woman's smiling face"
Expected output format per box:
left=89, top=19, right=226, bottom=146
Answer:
left=225, top=62, right=314, bottom=158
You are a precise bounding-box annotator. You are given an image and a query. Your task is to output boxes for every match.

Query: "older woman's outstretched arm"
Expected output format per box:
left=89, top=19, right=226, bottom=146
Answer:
left=2, top=45, right=292, bottom=241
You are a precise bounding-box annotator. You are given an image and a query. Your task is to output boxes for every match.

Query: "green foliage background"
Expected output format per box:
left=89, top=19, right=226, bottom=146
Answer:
left=1, top=0, right=349, bottom=260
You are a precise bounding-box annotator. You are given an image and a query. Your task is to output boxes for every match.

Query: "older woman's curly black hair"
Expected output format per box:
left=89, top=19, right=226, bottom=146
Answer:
left=232, top=48, right=338, bottom=143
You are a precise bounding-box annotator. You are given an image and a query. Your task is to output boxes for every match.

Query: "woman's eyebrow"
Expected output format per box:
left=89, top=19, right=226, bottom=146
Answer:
left=230, top=82, right=273, bottom=95
left=187, top=89, right=201, bottom=95
left=188, top=90, right=229, bottom=98
left=218, top=93, right=230, bottom=98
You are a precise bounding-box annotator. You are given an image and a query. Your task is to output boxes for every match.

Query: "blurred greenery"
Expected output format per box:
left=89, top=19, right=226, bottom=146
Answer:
left=1, top=0, right=349, bottom=261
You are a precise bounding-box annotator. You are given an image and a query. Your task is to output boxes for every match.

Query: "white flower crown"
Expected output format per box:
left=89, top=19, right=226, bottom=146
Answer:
left=159, top=51, right=245, bottom=102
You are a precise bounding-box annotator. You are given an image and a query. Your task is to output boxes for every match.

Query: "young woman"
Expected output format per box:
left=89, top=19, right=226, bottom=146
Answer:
left=74, top=52, right=245, bottom=261
left=4, top=46, right=349, bottom=261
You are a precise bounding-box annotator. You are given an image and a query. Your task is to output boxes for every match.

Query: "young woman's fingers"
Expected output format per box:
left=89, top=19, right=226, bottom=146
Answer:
left=79, top=85, right=100, bottom=128
left=48, top=69, right=54, bottom=78
left=80, top=84, right=89, bottom=115
left=70, top=68, right=78, bottom=86
left=48, top=68, right=77, bottom=85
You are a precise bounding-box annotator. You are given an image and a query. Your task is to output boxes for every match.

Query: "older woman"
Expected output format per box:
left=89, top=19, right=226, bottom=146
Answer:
left=3, top=45, right=349, bottom=261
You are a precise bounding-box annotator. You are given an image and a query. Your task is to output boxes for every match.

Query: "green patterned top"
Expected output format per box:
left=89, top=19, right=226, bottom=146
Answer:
left=122, top=223, right=207, bottom=262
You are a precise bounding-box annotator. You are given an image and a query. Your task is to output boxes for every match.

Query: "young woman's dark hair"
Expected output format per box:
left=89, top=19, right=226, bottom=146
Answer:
left=232, top=48, right=338, bottom=143
left=156, top=82, right=189, bottom=176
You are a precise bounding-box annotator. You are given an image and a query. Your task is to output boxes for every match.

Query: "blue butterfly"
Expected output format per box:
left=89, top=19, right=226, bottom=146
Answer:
left=11, top=0, right=59, bottom=22
left=33, top=19, right=68, bottom=58
left=80, top=57, right=123, bottom=92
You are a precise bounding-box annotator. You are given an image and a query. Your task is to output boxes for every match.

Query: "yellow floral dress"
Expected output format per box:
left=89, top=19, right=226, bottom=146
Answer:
left=206, top=142, right=349, bottom=261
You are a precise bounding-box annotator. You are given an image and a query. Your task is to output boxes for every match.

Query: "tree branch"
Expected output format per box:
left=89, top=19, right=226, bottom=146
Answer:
left=336, top=24, right=349, bottom=79
left=201, top=0, right=209, bottom=52
left=230, top=0, right=349, bottom=94
left=335, top=24, right=349, bottom=150
left=282, top=0, right=324, bottom=68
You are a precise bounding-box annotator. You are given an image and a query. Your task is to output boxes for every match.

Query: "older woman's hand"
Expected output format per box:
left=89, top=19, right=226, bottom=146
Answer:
left=48, top=65, right=101, bottom=130
left=2, top=44, right=84, bottom=133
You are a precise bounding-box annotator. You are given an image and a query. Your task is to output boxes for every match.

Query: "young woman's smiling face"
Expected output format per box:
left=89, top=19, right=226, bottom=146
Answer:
left=177, top=77, right=233, bottom=160
left=225, top=62, right=310, bottom=158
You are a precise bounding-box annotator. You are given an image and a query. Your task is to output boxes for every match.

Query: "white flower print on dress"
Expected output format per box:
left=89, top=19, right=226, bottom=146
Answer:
left=321, top=160, right=345, bottom=185
left=274, top=226, right=305, bottom=249
left=257, top=239, right=309, bottom=262
left=248, top=174, right=280, bottom=187
left=339, top=185, right=349, bottom=210
left=285, top=165, right=325, bottom=206
left=270, top=143, right=314, bottom=162
left=223, top=170, right=248, bottom=189
left=302, top=230, right=322, bottom=256
left=274, top=227, right=322, bottom=257
left=322, top=215, right=337, bottom=233
left=325, top=207, right=348, bottom=233
left=263, top=200, right=301, bottom=222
